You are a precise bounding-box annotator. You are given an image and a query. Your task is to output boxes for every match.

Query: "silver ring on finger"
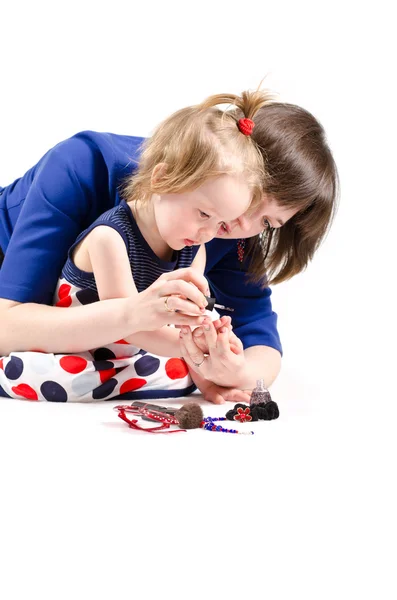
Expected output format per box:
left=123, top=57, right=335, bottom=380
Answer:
left=164, top=296, right=175, bottom=313
left=193, top=356, right=206, bottom=368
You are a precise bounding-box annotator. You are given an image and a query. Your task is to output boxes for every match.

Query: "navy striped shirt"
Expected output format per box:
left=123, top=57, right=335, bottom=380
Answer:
left=62, top=200, right=199, bottom=294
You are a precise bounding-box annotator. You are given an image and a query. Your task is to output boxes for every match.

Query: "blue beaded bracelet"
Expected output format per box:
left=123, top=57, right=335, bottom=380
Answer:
left=202, top=416, right=254, bottom=435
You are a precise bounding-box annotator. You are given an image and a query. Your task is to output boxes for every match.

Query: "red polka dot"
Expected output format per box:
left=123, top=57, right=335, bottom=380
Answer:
left=58, top=283, right=71, bottom=299
left=120, top=378, right=147, bottom=394
left=99, top=368, right=117, bottom=383
left=59, top=356, right=88, bottom=374
left=165, top=358, right=189, bottom=380
left=0, top=358, right=3, bottom=370
left=11, top=383, right=38, bottom=401
left=114, top=339, right=129, bottom=344
left=56, top=296, right=72, bottom=307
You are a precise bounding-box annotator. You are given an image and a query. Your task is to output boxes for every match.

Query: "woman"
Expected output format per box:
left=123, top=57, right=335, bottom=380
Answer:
left=0, top=91, right=338, bottom=400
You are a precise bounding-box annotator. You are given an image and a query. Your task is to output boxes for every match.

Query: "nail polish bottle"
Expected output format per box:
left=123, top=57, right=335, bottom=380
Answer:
left=250, top=378, right=271, bottom=406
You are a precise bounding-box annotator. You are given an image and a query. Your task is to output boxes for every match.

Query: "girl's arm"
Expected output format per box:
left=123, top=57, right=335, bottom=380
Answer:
left=0, top=261, right=209, bottom=357
left=190, top=244, right=206, bottom=275
left=128, top=244, right=210, bottom=356
left=86, top=226, right=199, bottom=357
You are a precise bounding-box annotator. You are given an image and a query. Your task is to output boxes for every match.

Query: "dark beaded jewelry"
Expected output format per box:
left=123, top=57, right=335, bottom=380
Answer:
left=237, top=239, right=246, bottom=262
left=201, top=417, right=254, bottom=435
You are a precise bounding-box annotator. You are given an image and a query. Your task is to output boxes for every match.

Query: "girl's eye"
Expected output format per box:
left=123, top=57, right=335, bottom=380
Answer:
left=263, top=218, right=271, bottom=230
left=199, top=210, right=210, bottom=219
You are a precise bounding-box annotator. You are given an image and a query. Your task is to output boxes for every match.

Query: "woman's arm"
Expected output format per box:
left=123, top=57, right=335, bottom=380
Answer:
left=0, top=135, right=130, bottom=355
left=0, top=267, right=209, bottom=355
left=238, top=345, right=281, bottom=388
left=178, top=238, right=284, bottom=389
left=0, top=296, right=140, bottom=355
left=204, top=238, right=283, bottom=355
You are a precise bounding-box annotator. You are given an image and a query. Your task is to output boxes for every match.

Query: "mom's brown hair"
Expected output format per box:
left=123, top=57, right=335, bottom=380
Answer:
left=212, top=95, right=339, bottom=285
left=249, top=102, right=339, bottom=285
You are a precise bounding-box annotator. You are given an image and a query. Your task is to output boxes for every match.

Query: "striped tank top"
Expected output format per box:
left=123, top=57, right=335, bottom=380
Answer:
left=55, top=200, right=199, bottom=307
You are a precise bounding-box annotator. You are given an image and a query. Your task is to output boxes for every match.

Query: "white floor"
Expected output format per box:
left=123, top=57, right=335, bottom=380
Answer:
left=1, top=367, right=396, bottom=600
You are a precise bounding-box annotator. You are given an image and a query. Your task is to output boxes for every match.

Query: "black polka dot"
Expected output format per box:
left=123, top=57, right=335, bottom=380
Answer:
left=76, top=288, right=100, bottom=305
left=135, top=355, right=160, bottom=377
left=4, top=356, right=24, bottom=380
left=93, top=360, right=115, bottom=371
left=92, top=378, right=118, bottom=399
left=93, top=348, right=116, bottom=361
left=0, top=385, right=11, bottom=398
left=41, top=381, right=68, bottom=402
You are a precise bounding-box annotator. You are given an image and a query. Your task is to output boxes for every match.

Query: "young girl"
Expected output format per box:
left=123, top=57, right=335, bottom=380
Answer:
left=0, top=89, right=267, bottom=402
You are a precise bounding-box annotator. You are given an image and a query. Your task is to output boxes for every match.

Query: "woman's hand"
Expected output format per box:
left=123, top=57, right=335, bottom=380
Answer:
left=192, top=316, right=240, bottom=353
left=131, top=268, right=209, bottom=331
left=179, top=319, right=247, bottom=387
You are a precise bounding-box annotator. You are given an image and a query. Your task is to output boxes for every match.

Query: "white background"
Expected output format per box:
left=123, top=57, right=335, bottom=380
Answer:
left=0, top=1, right=396, bottom=599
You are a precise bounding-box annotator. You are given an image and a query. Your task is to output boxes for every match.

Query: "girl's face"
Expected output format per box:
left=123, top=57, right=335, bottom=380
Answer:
left=218, top=194, right=298, bottom=239
left=153, top=174, right=252, bottom=250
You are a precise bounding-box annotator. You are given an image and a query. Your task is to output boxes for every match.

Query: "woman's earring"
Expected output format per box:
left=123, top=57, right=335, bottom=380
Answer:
left=237, top=239, right=246, bottom=262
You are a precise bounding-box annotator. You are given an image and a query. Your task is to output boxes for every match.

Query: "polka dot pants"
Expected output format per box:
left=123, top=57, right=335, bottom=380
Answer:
left=0, top=343, right=194, bottom=402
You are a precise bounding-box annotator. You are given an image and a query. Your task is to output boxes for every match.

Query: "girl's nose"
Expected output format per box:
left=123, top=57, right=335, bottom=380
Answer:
left=199, top=223, right=221, bottom=243
left=235, top=215, right=251, bottom=233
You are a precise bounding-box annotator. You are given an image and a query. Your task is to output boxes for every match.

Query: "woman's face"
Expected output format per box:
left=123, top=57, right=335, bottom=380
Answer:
left=217, top=194, right=298, bottom=239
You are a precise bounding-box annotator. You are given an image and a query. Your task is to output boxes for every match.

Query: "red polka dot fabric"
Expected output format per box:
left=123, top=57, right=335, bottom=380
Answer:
left=55, top=283, right=73, bottom=307
left=0, top=278, right=195, bottom=402
left=59, top=356, right=88, bottom=374
left=165, top=358, right=189, bottom=380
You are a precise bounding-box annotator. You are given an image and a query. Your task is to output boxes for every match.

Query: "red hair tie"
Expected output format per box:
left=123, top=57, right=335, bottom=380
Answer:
left=238, top=118, right=255, bottom=136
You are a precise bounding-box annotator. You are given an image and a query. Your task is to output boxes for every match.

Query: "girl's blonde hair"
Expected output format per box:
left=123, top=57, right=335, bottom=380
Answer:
left=122, top=89, right=276, bottom=208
